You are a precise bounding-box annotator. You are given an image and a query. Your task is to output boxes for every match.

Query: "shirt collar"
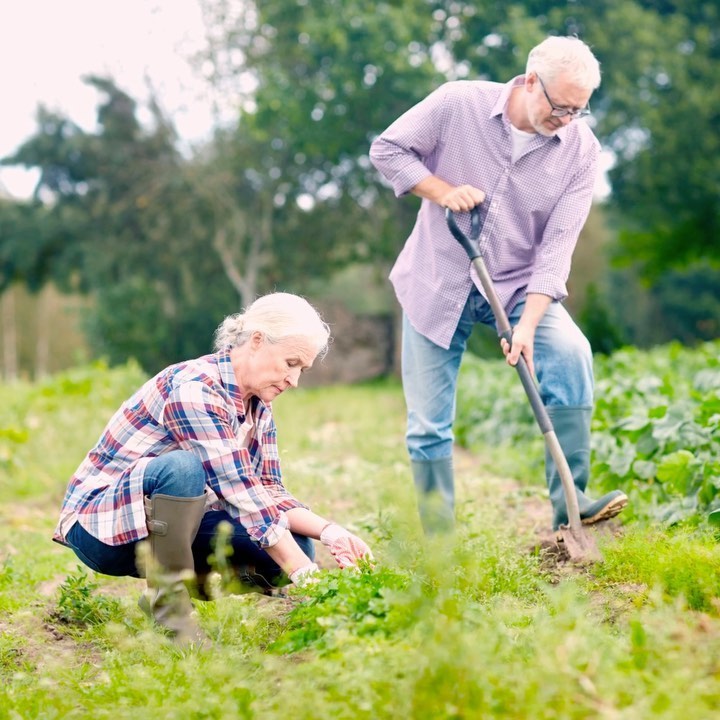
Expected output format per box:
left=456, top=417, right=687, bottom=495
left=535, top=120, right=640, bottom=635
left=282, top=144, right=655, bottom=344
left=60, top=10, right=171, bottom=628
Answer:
left=491, top=74, right=566, bottom=143
left=217, top=347, right=272, bottom=420
left=217, top=348, right=246, bottom=417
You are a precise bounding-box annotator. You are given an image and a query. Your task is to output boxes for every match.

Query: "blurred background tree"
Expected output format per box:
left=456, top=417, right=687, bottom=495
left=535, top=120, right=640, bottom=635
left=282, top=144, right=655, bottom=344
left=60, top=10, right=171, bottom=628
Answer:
left=1, top=0, right=718, bottom=378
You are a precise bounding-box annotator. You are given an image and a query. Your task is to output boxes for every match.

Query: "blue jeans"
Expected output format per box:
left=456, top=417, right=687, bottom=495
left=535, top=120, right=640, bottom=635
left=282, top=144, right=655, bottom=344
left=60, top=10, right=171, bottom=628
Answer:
left=402, top=288, right=593, bottom=461
left=65, top=450, right=314, bottom=581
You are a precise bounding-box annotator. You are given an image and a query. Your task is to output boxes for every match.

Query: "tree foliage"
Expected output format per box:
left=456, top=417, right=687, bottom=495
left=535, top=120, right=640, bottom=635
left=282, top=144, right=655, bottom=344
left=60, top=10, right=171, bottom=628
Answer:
left=2, top=77, right=238, bottom=371
left=1, top=1, right=717, bottom=372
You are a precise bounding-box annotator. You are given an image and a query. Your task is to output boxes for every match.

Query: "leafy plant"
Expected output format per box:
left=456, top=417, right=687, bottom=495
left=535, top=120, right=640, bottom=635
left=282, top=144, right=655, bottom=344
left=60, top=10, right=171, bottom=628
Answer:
left=55, top=567, right=122, bottom=627
left=456, top=340, right=720, bottom=524
left=271, top=563, right=412, bottom=654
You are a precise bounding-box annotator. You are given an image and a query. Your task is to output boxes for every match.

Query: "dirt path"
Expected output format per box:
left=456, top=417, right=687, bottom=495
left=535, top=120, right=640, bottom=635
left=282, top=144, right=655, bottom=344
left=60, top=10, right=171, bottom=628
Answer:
left=452, top=445, right=623, bottom=574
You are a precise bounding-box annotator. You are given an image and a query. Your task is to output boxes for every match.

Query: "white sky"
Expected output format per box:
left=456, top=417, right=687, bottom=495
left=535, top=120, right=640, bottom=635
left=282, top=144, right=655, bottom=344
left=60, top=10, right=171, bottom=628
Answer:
left=0, top=0, right=214, bottom=198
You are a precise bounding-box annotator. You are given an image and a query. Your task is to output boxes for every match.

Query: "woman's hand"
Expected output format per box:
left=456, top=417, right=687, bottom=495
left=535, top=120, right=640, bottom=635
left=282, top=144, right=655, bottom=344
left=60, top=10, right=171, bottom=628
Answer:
left=289, top=562, right=319, bottom=586
left=320, top=524, right=374, bottom=569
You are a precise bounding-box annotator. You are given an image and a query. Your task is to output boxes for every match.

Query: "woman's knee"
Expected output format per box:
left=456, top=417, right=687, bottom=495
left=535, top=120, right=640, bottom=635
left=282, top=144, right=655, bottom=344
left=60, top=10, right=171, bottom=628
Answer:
left=144, top=450, right=206, bottom=497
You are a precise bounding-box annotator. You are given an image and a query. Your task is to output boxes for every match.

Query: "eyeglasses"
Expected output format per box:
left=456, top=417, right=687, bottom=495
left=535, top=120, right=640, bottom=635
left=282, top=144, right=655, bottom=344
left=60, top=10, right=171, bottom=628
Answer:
left=536, top=74, right=591, bottom=119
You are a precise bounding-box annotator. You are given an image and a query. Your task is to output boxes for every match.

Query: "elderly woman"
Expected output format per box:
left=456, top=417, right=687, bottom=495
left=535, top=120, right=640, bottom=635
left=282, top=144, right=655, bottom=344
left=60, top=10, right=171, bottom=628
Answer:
left=53, top=293, right=372, bottom=644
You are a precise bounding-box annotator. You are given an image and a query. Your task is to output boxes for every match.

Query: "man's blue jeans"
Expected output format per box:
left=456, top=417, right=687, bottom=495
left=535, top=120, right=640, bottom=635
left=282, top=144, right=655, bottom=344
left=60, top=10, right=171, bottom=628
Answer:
left=65, top=450, right=314, bottom=580
left=402, top=288, right=594, bottom=461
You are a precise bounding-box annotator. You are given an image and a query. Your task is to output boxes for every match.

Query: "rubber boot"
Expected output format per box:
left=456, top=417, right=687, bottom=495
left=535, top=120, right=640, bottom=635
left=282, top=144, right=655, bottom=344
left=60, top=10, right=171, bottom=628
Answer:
left=411, top=457, right=455, bottom=534
left=138, top=492, right=208, bottom=646
left=545, top=406, right=628, bottom=531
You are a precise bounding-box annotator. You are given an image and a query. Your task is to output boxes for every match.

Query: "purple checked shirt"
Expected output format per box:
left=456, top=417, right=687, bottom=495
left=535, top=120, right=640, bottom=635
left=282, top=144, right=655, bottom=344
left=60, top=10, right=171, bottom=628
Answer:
left=53, top=350, right=306, bottom=549
left=369, top=75, right=600, bottom=349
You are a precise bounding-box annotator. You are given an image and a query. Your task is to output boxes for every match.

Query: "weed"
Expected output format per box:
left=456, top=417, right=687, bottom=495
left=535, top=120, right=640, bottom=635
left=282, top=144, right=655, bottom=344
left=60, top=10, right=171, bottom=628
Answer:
left=271, top=563, right=413, bottom=654
left=55, top=567, right=122, bottom=627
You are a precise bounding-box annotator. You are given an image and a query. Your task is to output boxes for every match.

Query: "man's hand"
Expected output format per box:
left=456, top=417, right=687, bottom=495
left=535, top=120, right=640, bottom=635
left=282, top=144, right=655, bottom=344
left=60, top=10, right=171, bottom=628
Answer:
left=501, top=294, right=552, bottom=378
left=438, top=184, right=485, bottom=213
left=411, top=177, right=485, bottom=212
left=320, top=524, right=374, bottom=569
left=501, top=323, right=536, bottom=378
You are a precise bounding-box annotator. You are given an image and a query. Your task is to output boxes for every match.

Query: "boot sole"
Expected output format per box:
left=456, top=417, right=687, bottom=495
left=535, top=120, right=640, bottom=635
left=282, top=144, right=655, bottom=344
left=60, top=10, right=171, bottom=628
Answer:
left=581, top=494, right=629, bottom=526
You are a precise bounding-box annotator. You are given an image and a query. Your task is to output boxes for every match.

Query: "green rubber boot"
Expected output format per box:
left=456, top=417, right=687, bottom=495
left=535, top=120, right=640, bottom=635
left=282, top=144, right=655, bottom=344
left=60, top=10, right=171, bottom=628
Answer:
left=411, top=457, right=455, bottom=534
left=138, top=492, right=209, bottom=646
left=545, top=406, right=628, bottom=531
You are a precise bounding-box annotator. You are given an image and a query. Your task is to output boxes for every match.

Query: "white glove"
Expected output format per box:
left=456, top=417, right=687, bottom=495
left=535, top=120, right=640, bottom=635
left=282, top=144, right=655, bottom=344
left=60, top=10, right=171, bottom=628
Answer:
left=320, top=524, right=374, bottom=569
left=288, top=562, right=319, bottom=587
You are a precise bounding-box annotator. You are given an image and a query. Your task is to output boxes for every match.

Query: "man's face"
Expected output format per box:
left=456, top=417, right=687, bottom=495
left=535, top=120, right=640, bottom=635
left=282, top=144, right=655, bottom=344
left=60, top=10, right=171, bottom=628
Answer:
left=526, top=72, right=593, bottom=137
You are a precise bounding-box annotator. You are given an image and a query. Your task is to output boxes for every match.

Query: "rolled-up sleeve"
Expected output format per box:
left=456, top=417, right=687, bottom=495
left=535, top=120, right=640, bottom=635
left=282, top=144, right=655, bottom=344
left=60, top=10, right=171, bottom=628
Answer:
left=162, top=381, right=303, bottom=548
left=369, top=84, right=450, bottom=197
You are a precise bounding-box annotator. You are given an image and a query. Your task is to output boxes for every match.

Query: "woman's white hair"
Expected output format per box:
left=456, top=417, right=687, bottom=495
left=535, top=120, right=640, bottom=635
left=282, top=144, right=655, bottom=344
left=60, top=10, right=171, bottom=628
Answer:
left=526, top=36, right=601, bottom=91
left=214, top=292, right=331, bottom=359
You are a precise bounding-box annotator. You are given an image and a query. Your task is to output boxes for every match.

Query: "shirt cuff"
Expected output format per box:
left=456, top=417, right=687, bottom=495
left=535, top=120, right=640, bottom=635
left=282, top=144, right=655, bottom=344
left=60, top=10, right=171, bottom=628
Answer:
left=247, top=511, right=290, bottom=548
left=526, top=276, right=568, bottom=302
left=387, top=163, right=432, bottom=198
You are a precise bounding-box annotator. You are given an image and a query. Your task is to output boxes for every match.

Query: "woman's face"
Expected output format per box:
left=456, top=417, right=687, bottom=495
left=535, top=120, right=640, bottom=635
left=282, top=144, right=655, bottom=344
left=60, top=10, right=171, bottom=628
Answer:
left=237, top=333, right=318, bottom=404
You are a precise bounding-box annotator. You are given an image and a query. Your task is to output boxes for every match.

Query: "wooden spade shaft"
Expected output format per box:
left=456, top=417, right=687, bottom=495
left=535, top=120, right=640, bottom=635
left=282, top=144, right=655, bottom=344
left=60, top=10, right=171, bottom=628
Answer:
left=446, top=208, right=599, bottom=562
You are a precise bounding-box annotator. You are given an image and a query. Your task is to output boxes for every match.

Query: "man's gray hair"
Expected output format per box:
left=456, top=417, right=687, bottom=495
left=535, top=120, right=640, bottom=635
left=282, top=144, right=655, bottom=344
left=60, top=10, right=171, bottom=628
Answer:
left=526, top=36, right=601, bottom=91
left=214, top=292, right=331, bottom=359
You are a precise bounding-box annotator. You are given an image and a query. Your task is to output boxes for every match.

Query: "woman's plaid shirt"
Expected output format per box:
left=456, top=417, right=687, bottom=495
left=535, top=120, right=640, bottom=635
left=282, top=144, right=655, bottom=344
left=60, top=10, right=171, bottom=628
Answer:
left=53, top=350, right=305, bottom=549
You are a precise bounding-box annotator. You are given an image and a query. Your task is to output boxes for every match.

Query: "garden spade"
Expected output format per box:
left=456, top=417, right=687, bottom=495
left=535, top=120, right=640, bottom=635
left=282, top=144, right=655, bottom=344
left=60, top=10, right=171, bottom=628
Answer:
left=446, top=207, right=601, bottom=564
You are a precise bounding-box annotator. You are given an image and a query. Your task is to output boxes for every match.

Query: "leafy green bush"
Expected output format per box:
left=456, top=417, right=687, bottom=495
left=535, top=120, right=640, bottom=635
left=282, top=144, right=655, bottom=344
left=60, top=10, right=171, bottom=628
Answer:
left=456, top=340, right=720, bottom=524
left=592, top=342, right=720, bottom=524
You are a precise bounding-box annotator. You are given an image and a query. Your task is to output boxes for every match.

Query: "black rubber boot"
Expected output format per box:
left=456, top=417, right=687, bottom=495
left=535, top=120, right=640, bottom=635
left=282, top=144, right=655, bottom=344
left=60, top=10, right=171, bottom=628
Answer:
left=411, top=457, right=455, bottom=534
left=545, top=406, right=628, bottom=531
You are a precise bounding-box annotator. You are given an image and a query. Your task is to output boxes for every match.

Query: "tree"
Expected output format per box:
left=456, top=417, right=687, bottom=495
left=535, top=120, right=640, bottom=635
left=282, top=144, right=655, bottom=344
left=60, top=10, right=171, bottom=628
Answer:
left=197, top=0, right=443, bottom=271
left=542, top=0, right=719, bottom=277
left=2, top=77, right=240, bottom=371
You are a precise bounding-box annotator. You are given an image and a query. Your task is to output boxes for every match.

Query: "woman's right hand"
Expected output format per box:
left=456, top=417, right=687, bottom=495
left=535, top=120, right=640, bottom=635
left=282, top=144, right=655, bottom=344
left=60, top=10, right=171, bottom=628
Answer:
left=320, top=524, right=374, bottom=569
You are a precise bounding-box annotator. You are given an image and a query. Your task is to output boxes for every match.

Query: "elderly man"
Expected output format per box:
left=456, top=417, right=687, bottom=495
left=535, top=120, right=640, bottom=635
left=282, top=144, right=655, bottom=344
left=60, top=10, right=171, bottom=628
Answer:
left=370, top=35, right=627, bottom=534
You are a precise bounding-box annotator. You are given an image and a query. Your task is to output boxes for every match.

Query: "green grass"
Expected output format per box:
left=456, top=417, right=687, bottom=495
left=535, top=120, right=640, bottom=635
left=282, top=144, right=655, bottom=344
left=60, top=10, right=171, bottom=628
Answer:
left=1, top=364, right=719, bottom=718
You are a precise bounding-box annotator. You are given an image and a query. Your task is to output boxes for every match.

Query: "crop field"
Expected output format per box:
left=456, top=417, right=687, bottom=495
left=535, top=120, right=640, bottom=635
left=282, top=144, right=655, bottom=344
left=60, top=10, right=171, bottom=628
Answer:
left=1, top=343, right=719, bottom=718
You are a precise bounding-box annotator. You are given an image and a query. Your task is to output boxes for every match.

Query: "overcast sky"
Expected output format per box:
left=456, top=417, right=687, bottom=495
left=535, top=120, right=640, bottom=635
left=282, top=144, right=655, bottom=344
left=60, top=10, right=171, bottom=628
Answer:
left=0, top=0, right=214, bottom=198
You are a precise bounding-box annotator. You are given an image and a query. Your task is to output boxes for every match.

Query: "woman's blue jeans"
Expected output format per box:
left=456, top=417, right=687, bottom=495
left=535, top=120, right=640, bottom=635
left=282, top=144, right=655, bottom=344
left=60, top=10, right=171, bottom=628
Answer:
left=65, top=450, right=314, bottom=581
left=402, top=288, right=594, bottom=461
